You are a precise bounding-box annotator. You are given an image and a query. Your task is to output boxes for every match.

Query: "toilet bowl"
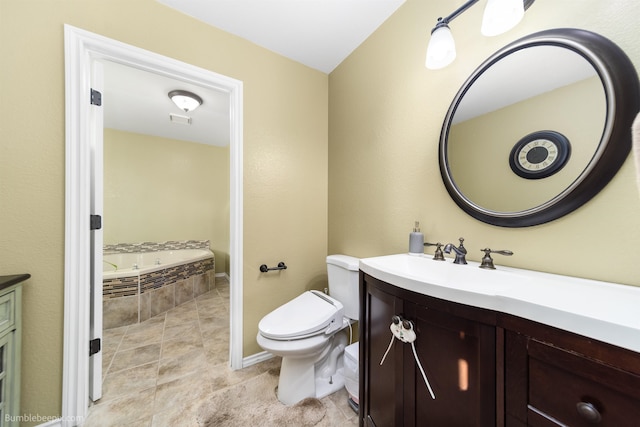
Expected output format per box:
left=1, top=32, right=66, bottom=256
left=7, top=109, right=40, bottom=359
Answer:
left=344, top=342, right=359, bottom=412
left=257, top=255, right=360, bottom=405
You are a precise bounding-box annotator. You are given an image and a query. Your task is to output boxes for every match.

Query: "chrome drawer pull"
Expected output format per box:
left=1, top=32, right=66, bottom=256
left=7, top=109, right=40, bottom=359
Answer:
left=576, top=401, right=602, bottom=423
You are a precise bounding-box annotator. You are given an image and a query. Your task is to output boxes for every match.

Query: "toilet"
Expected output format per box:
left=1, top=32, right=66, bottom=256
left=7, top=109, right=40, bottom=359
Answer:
left=257, top=254, right=360, bottom=405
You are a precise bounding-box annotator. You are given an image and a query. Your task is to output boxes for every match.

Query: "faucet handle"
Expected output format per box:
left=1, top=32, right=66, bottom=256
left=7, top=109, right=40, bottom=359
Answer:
left=424, top=242, right=445, bottom=261
left=456, top=237, right=467, bottom=256
left=479, top=248, right=513, bottom=269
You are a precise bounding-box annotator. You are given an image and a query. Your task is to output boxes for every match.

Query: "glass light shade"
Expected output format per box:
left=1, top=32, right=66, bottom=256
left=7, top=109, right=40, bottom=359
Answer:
left=481, top=0, right=524, bottom=36
left=168, top=90, right=203, bottom=112
left=426, top=25, right=456, bottom=70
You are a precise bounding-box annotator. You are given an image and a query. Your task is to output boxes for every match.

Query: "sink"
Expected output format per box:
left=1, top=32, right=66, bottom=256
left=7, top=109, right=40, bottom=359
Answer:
left=359, top=254, right=528, bottom=307
left=359, top=253, right=640, bottom=353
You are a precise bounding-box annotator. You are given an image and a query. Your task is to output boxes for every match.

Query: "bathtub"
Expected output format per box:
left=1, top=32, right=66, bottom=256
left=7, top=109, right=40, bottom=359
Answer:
left=102, top=248, right=215, bottom=329
left=103, top=248, right=214, bottom=279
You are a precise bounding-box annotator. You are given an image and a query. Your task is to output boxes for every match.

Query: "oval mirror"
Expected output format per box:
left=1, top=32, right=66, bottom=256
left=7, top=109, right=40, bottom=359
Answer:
left=439, top=28, right=640, bottom=227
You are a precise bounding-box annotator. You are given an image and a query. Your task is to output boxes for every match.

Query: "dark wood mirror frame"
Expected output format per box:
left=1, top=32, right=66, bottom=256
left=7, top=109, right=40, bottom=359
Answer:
left=439, top=28, right=640, bottom=227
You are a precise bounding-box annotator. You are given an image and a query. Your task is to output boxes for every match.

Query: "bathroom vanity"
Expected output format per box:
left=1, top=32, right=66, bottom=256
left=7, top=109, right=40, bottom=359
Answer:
left=356, top=24, right=640, bottom=427
left=358, top=255, right=640, bottom=427
left=0, top=274, right=27, bottom=427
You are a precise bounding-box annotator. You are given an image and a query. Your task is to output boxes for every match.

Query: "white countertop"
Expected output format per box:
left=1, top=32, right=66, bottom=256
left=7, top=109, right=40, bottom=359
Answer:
left=360, top=253, right=640, bottom=353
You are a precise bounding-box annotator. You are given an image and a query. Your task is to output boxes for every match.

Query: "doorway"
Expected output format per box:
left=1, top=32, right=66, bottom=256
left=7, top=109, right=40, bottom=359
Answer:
left=64, top=25, right=243, bottom=425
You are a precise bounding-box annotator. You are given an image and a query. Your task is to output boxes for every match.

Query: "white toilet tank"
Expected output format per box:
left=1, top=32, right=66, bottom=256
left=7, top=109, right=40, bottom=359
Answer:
left=326, top=255, right=360, bottom=320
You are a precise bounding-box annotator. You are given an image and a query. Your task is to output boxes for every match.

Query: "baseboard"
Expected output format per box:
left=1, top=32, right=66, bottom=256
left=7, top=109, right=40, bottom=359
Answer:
left=242, top=351, right=274, bottom=368
left=35, top=418, right=62, bottom=427
left=215, top=272, right=230, bottom=281
left=35, top=414, right=88, bottom=427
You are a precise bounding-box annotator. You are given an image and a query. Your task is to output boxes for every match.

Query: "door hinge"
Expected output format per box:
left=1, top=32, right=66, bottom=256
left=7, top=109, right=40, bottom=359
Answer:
left=90, top=88, right=102, bottom=106
left=90, top=214, right=102, bottom=230
left=89, top=338, right=101, bottom=356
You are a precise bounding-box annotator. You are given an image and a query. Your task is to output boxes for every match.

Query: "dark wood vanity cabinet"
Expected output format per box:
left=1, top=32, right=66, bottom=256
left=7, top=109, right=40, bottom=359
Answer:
left=360, top=273, right=497, bottom=427
left=360, top=273, right=640, bottom=427
left=502, top=317, right=640, bottom=427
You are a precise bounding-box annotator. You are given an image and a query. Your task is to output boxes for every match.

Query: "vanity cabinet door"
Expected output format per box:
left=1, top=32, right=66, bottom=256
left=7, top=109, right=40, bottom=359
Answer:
left=361, top=275, right=405, bottom=427
left=360, top=273, right=497, bottom=427
left=404, top=301, right=496, bottom=427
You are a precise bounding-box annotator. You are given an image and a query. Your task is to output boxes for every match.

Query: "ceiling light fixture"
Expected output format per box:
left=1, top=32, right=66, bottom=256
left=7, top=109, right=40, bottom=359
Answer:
left=168, top=90, right=203, bottom=112
left=425, top=0, right=533, bottom=70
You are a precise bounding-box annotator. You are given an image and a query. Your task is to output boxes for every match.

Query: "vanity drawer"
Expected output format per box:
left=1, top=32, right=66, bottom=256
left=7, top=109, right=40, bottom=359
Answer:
left=527, top=340, right=640, bottom=426
left=0, top=292, right=15, bottom=335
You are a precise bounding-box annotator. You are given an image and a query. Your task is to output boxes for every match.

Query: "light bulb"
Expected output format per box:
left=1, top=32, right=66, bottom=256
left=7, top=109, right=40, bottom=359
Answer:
left=426, top=25, right=456, bottom=70
left=481, top=0, right=524, bottom=37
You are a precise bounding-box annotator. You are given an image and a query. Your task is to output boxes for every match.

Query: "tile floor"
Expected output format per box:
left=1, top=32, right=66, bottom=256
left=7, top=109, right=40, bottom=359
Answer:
left=85, top=278, right=359, bottom=426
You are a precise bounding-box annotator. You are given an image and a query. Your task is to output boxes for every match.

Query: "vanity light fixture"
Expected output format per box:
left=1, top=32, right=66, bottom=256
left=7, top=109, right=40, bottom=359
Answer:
left=168, top=89, right=203, bottom=112
left=425, top=0, right=533, bottom=70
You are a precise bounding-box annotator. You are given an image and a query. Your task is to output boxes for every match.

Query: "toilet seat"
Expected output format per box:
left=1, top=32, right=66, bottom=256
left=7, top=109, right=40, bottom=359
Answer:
left=256, top=331, right=332, bottom=357
left=258, top=290, right=345, bottom=340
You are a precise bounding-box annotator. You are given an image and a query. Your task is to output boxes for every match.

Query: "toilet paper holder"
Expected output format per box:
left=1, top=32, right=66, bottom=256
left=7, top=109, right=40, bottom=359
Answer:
left=259, top=262, right=287, bottom=272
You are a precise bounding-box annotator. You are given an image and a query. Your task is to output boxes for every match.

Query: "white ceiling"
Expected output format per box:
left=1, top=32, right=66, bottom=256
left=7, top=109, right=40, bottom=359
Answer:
left=102, top=60, right=231, bottom=146
left=156, top=0, right=406, bottom=74
left=103, top=0, right=405, bottom=146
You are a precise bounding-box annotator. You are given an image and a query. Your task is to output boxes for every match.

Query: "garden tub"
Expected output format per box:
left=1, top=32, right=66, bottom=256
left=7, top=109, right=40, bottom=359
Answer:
left=102, top=248, right=215, bottom=328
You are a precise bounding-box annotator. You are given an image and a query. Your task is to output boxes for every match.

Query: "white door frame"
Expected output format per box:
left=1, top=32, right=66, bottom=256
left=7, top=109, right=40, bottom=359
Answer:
left=88, top=60, right=104, bottom=401
left=63, top=25, right=244, bottom=425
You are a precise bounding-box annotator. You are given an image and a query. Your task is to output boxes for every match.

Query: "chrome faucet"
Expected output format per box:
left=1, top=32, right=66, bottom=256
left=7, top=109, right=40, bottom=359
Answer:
left=443, top=237, right=467, bottom=264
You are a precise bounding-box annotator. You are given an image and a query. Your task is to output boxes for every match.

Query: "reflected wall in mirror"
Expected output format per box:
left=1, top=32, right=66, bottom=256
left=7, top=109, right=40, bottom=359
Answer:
left=439, top=28, right=640, bottom=227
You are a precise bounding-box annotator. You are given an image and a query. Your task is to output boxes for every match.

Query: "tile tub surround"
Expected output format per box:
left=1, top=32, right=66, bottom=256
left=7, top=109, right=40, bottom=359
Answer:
left=87, top=278, right=359, bottom=427
left=103, top=257, right=215, bottom=329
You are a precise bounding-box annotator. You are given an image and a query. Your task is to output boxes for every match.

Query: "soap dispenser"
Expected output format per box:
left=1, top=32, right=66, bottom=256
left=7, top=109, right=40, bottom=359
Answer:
left=409, top=221, right=424, bottom=255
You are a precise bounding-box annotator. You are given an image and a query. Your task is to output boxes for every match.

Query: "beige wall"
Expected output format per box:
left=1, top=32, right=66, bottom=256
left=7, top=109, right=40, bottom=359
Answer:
left=329, top=0, right=640, bottom=286
left=104, top=129, right=230, bottom=274
left=0, top=0, right=327, bottom=422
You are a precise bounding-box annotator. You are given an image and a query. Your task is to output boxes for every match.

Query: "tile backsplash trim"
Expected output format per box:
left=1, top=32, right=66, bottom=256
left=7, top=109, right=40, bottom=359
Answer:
left=102, top=258, right=215, bottom=299
left=104, top=239, right=210, bottom=254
